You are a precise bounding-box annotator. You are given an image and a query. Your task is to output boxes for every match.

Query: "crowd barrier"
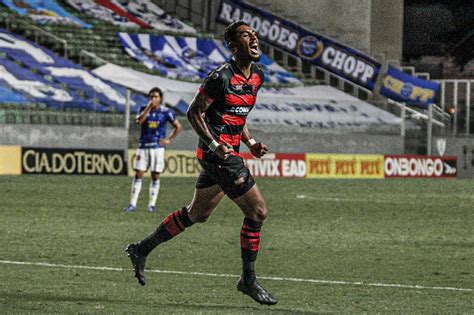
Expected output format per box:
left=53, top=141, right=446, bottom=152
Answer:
left=0, top=146, right=457, bottom=179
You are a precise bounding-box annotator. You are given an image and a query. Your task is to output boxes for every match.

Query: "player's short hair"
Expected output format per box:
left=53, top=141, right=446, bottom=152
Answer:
left=223, top=20, right=250, bottom=45
left=148, top=87, right=163, bottom=98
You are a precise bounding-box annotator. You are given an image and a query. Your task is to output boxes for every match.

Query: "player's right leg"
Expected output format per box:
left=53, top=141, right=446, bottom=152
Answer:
left=232, top=184, right=277, bottom=305
left=125, top=149, right=149, bottom=212
left=126, top=182, right=224, bottom=286
left=203, top=155, right=277, bottom=305
left=124, top=170, right=145, bottom=212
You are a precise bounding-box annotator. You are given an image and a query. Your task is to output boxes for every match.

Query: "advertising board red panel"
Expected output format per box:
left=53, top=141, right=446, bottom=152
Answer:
left=384, top=155, right=457, bottom=178
left=241, top=153, right=306, bottom=178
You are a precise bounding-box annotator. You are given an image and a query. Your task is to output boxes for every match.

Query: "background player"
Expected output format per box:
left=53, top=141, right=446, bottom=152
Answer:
left=126, top=21, right=277, bottom=305
left=124, top=87, right=182, bottom=212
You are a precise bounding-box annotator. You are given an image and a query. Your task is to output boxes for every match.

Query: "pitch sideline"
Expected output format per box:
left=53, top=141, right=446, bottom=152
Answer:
left=0, top=259, right=472, bottom=293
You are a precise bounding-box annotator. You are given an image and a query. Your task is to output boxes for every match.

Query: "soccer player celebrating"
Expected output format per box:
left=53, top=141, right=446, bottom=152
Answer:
left=126, top=21, right=277, bottom=305
left=124, top=87, right=182, bottom=213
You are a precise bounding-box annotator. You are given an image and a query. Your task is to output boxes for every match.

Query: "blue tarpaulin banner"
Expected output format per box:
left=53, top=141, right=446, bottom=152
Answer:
left=0, top=84, right=29, bottom=103
left=118, top=32, right=301, bottom=85
left=380, top=65, right=440, bottom=107
left=1, top=0, right=91, bottom=28
left=216, top=0, right=381, bottom=90
left=0, top=28, right=148, bottom=112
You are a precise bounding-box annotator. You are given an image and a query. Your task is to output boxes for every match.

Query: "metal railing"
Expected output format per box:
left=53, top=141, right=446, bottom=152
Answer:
left=0, top=107, right=124, bottom=127
left=79, top=49, right=109, bottom=67
left=437, top=79, right=472, bottom=136
left=387, top=100, right=452, bottom=155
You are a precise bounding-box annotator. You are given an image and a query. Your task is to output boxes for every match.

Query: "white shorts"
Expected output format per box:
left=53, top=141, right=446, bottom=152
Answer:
left=133, top=148, right=165, bottom=173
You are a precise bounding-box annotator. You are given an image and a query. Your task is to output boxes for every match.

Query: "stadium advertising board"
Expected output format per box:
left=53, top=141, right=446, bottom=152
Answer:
left=216, top=0, right=381, bottom=90
left=306, top=154, right=384, bottom=179
left=380, top=66, right=440, bottom=107
left=241, top=153, right=306, bottom=178
left=0, top=146, right=22, bottom=175
left=127, top=150, right=201, bottom=177
left=384, top=155, right=457, bottom=178
left=22, top=147, right=126, bottom=175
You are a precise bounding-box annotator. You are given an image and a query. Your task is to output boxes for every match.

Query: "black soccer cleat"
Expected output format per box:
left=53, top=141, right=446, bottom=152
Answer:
left=237, top=278, right=277, bottom=305
left=125, top=243, right=146, bottom=286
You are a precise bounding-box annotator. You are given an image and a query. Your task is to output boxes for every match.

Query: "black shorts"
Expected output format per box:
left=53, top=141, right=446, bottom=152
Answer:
left=196, top=155, right=255, bottom=199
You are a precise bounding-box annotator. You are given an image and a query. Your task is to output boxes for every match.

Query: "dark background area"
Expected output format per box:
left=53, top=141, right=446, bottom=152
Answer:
left=403, top=0, right=474, bottom=69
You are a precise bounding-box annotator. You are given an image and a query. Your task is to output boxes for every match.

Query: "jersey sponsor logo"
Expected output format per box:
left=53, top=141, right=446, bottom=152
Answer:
left=233, top=84, right=244, bottom=91
left=226, top=106, right=252, bottom=115
left=148, top=121, right=159, bottom=129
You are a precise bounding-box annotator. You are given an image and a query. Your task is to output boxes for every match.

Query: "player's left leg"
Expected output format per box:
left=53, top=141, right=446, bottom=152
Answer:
left=126, top=183, right=224, bottom=286
left=232, top=184, right=277, bottom=305
left=147, top=148, right=165, bottom=212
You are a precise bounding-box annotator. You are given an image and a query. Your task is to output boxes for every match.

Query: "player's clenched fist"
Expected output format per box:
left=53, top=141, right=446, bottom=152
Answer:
left=216, top=142, right=234, bottom=160
left=250, top=142, right=268, bottom=158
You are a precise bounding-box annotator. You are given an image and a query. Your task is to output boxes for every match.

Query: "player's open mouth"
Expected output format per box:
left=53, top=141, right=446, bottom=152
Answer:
left=250, top=43, right=259, bottom=55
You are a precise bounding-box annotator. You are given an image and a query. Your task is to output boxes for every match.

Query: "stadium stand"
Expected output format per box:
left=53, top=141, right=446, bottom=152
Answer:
left=0, top=0, right=471, bottom=156
left=65, top=0, right=197, bottom=33
left=0, top=0, right=91, bottom=28
left=0, top=28, right=148, bottom=112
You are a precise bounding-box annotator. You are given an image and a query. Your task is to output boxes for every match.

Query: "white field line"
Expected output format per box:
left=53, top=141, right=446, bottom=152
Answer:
left=0, top=260, right=472, bottom=293
left=296, top=194, right=474, bottom=204
left=296, top=195, right=408, bottom=204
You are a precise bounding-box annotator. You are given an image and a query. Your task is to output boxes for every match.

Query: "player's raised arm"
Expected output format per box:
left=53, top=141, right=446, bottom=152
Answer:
left=136, top=101, right=154, bottom=124
left=186, top=91, right=213, bottom=144
left=187, top=91, right=233, bottom=159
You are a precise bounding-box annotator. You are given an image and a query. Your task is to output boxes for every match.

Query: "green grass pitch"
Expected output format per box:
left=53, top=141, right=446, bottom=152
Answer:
left=0, top=176, right=473, bottom=313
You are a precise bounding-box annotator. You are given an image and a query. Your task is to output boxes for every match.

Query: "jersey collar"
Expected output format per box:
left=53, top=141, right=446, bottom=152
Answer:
left=230, top=58, right=254, bottom=81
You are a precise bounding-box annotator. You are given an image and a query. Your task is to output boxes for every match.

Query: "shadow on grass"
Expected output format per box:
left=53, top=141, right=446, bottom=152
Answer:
left=1, top=291, right=320, bottom=314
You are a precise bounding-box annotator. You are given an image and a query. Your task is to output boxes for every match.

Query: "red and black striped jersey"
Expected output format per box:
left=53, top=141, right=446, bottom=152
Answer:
left=196, top=59, right=264, bottom=163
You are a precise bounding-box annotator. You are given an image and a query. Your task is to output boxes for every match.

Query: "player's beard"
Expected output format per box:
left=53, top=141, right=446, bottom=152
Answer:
left=250, top=54, right=261, bottom=62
